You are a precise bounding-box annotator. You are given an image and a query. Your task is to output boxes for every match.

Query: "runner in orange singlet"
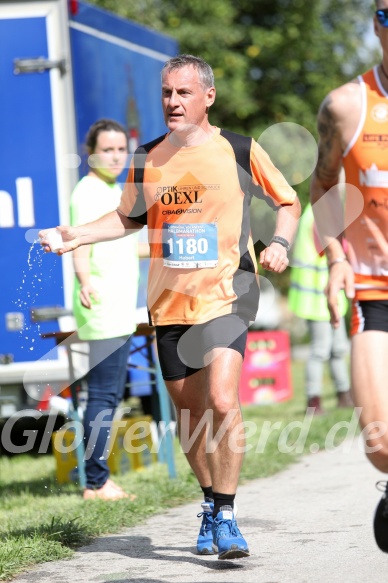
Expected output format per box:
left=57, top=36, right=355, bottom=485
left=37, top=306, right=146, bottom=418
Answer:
left=311, top=0, right=388, bottom=553
left=39, top=55, right=301, bottom=560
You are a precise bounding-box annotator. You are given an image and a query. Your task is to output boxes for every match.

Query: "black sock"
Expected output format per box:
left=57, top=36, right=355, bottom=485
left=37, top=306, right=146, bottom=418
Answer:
left=213, top=492, right=235, bottom=517
left=201, top=485, right=214, bottom=501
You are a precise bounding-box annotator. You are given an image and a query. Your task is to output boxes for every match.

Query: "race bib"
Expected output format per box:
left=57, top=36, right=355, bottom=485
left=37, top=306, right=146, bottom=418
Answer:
left=162, top=222, right=218, bottom=268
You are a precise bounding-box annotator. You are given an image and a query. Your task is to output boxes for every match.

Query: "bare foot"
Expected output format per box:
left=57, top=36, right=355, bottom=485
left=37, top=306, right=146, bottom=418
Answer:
left=83, top=479, right=136, bottom=501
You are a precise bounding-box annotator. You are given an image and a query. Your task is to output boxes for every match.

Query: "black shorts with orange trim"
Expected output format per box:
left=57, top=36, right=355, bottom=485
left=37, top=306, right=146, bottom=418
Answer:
left=155, top=313, right=249, bottom=380
left=351, top=299, right=388, bottom=336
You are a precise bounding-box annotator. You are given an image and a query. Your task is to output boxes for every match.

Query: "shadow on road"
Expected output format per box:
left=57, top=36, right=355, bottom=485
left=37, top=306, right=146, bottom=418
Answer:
left=79, top=533, right=257, bottom=582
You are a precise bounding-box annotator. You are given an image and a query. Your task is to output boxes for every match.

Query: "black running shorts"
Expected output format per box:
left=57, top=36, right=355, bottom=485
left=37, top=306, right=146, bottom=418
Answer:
left=155, top=313, right=249, bottom=380
left=351, top=299, right=388, bottom=336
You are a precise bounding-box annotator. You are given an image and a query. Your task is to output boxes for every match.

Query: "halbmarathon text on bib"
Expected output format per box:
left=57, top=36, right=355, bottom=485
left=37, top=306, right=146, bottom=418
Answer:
left=162, top=222, right=218, bottom=268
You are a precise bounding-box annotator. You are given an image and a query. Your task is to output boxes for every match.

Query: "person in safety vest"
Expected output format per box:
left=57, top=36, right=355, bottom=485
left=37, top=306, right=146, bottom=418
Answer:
left=289, top=203, right=352, bottom=415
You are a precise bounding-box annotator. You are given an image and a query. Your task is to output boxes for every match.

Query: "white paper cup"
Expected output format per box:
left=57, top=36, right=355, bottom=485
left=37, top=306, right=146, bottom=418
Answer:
left=44, top=228, right=63, bottom=253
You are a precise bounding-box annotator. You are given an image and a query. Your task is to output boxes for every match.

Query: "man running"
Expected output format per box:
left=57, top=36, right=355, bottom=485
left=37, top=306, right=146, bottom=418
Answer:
left=310, top=2, right=388, bottom=554
left=40, top=54, right=300, bottom=559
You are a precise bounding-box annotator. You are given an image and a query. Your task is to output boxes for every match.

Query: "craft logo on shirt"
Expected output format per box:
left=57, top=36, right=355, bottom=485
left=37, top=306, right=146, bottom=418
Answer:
left=371, top=103, right=388, bottom=123
left=368, top=198, right=388, bottom=210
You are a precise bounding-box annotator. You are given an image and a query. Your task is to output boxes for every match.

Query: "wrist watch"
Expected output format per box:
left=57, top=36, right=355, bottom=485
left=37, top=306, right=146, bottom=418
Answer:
left=269, top=235, right=290, bottom=252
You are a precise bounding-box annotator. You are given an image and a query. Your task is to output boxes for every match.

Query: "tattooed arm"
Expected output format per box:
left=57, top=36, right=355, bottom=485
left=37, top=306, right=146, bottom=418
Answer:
left=310, top=83, right=361, bottom=326
left=311, top=93, right=345, bottom=262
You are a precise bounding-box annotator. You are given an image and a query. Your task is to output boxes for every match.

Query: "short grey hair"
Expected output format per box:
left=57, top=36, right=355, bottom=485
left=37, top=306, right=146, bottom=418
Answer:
left=161, top=54, right=215, bottom=89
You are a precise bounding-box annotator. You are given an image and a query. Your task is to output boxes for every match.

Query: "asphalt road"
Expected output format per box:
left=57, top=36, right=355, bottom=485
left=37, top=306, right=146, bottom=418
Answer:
left=13, top=439, right=388, bottom=583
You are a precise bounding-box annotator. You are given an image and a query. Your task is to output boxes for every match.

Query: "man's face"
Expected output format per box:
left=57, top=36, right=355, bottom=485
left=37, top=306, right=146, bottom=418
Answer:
left=161, top=65, right=215, bottom=133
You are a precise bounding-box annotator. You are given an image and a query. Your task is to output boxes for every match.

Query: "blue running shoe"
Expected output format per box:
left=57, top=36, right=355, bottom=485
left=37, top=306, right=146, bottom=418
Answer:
left=196, top=500, right=214, bottom=554
left=212, top=505, right=250, bottom=560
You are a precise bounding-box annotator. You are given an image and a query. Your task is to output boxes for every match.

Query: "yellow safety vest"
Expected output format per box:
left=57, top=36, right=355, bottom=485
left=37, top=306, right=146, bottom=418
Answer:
left=288, top=204, right=348, bottom=321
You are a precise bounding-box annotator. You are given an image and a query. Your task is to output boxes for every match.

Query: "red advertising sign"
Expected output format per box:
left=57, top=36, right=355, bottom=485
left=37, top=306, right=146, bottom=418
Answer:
left=239, top=330, right=292, bottom=405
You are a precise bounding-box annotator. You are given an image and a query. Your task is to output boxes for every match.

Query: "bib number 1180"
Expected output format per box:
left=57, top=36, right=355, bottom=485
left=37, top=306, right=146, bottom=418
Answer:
left=162, top=222, right=218, bottom=268
left=167, top=237, right=209, bottom=255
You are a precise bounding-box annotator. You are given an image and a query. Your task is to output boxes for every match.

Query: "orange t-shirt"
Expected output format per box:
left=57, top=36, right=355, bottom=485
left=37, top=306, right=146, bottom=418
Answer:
left=343, top=67, right=388, bottom=300
left=119, top=128, right=296, bottom=325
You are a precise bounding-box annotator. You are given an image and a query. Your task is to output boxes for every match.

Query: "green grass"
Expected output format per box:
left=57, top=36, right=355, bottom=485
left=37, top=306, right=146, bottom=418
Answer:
left=0, top=360, right=356, bottom=581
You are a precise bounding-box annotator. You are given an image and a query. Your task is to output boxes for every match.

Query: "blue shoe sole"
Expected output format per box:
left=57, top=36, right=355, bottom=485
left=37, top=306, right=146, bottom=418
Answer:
left=213, top=543, right=250, bottom=560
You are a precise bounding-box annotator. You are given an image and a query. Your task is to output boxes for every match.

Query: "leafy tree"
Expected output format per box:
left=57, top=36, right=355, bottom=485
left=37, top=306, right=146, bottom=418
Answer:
left=89, top=0, right=377, bottom=208
left=88, top=0, right=378, bottom=290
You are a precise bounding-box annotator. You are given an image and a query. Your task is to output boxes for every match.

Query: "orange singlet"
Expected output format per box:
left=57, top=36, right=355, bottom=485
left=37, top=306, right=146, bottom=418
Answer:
left=119, top=128, right=296, bottom=326
left=343, top=67, right=388, bottom=302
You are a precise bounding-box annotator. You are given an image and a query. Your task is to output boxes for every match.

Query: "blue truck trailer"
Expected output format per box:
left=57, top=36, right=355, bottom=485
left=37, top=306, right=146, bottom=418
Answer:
left=0, top=0, right=178, bottom=421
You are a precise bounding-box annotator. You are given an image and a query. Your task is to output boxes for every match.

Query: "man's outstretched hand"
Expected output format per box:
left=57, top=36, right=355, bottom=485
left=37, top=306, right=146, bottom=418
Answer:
left=39, top=226, right=80, bottom=255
